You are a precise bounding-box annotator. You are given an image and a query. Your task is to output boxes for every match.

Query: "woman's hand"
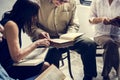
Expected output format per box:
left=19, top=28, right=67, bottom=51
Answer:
left=38, top=32, right=50, bottom=39
left=35, top=38, right=50, bottom=47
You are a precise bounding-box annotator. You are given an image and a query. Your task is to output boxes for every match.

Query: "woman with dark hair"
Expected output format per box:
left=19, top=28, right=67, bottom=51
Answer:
left=0, top=0, right=51, bottom=79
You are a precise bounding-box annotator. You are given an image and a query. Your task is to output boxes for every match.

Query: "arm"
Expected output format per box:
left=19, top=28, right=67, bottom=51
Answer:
left=24, top=24, right=50, bottom=41
left=89, top=0, right=109, bottom=24
left=67, top=1, right=80, bottom=33
left=4, top=21, right=50, bottom=62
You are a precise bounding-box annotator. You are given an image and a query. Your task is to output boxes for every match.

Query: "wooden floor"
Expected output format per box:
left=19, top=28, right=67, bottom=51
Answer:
left=60, top=51, right=118, bottom=80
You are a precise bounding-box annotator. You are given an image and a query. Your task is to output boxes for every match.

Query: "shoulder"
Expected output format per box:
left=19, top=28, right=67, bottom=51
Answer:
left=64, top=0, right=76, bottom=11
left=91, top=0, right=103, bottom=6
left=69, top=0, right=76, bottom=5
left=4, top=20, right=18, bottom=31
left=5, top=21, right=17, bottom=28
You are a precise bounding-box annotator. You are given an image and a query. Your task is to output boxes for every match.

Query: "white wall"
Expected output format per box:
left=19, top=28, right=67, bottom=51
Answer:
left=76, top=0, right=95, bottom=38
left=0, top=0, right=16, bottom=19
left=0, top=0, right=32, bottom=48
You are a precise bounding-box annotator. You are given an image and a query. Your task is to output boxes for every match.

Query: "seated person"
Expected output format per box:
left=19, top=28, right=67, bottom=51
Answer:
left=89, top=0, right=120, bottom=79
left=0, top=0, right=58, bottom=79
left=0, top=24, right=15, bottom=80
left=25, top=0, right=97, bottom=80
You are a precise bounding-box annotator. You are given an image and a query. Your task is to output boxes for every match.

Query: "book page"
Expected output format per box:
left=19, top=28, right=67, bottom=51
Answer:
left=50, top=33, right=84, bottom=48
left=51, top=39, right=72, bottom=44
left=35, top=64, right=66, bottom=80
left=60, top=33, right=84, bottom=41
left=50, top=39, right=74, bottom=48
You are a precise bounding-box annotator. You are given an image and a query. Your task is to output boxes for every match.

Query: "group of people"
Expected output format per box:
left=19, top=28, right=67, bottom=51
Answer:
left=0, top=0, right=120, bottom=80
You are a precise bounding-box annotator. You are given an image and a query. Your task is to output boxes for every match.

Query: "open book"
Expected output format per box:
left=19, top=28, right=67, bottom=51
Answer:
left=50, top=33, right=84, bottom=48
left=13, top=48, right=48, bottom=66
left=35, top=64, right=66, bottom=80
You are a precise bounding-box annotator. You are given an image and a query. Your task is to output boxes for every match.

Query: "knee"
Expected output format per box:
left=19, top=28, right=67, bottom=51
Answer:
left=41, top=62, right=50, bottom=72
left=104, top=40, right=116, bottom=48
left=74, top=39, right=96, bottom=51
left=83, top=40, right=97, bottom=49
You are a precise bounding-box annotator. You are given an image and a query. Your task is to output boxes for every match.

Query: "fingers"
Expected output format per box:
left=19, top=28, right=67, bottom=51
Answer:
left=36, top=38, right=50, bottom=47
left=0, top=33, right=3, bottom=42
left=103, top=18, right=110, bottom=25
left=0, top=24, right=4, bottom=32
left=44, top=32, right=50, bottom=39
left=39, top=32, right=50, bottom=39
left=52, top=0, right=62, bottom=6
left=44, top=39, right=50, bottom=46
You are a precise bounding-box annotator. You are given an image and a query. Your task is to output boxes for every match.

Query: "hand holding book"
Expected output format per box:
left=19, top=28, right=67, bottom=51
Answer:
left=50, top=33, right=84, bottom=48
left=103, top=16, right=120, bottom=27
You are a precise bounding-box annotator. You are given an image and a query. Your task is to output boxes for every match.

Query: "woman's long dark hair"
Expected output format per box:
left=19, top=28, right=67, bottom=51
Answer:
left=1, top=0, right=40, bottom=32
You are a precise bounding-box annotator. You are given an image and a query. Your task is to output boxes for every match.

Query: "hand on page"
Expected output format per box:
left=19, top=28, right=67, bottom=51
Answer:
left=38, top=32, right=50, bottom=39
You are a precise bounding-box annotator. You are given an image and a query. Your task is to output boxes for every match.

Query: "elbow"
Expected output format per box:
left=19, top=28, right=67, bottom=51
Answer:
left=12, top=54, right=22, bottom=63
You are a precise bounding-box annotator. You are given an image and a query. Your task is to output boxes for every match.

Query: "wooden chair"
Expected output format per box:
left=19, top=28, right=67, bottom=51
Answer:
left=96, top=45, right=103, bottom=57
left=59, top=48, right=74, bottom=80
left=59, top=44, right=103, bottom=80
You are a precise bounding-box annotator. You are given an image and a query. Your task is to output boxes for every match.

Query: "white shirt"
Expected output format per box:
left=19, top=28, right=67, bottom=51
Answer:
left=89, top=0, right=120, bottom=37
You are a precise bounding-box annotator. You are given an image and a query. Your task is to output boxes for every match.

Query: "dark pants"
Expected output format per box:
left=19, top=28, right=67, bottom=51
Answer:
left=45, top=47, right=61, bottom=68
left=94, top=35, right=119, bottom=77
left=6, top=63, right=43, bottom=80
left=45, top=35, right=97, bottom=77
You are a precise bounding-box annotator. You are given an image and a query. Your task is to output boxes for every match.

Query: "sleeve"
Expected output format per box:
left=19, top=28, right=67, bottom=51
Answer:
left=89, top=0, right=97, bottom=21
left=67, top=1, right=80, bottom=33
left=24, top=23, right=46, bottom=41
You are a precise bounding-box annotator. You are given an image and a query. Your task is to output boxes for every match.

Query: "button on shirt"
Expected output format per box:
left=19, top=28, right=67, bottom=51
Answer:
left=89, top=0, right=120, bottom=37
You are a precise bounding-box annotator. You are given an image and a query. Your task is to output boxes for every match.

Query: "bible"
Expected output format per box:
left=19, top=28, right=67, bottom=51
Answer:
left=50, top=33, right=84, bottom=48
left=35, top=64, right=66, bottom=80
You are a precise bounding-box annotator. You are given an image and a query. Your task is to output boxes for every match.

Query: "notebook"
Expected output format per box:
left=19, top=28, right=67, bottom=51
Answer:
left=35, top=64, right=66, bottom=80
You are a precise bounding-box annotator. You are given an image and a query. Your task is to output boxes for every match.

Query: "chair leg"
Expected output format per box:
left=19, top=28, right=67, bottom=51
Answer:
left=66, top=49, right=74, bottom=80
left=60, top=58, right=64, bottom=67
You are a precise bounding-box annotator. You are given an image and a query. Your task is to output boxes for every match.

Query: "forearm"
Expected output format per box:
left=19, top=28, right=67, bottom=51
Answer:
left=89, top=17, right=104, bottom=24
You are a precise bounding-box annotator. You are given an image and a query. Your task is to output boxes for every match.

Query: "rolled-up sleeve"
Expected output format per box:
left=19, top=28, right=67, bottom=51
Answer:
left=67, top=1, right=80, bottom=33
left=89, top=0, right=97, bottom=21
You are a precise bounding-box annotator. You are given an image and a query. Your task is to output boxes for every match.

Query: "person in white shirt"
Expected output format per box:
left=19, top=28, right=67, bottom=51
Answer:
left=89, top=0, right=120, bottom=80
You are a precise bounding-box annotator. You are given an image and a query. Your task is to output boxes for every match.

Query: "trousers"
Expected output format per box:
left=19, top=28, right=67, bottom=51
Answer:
left=45, top=35, right=97, bottom=77
left=94, top=35, right=120, bottom=77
